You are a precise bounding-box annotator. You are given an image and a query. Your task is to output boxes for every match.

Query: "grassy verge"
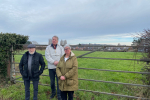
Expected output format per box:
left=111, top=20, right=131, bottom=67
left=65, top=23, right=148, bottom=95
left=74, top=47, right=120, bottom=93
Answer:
left=0, top=50, right=147, bottom=100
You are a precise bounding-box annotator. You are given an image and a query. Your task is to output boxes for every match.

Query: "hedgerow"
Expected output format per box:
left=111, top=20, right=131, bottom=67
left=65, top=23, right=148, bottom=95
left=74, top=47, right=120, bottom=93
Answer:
left=0, top=32, right=28, bottom=78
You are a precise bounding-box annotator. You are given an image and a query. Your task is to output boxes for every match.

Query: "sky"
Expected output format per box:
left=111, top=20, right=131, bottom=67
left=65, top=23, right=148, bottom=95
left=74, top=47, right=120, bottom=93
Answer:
left=0, top=0, right=150, bottom=45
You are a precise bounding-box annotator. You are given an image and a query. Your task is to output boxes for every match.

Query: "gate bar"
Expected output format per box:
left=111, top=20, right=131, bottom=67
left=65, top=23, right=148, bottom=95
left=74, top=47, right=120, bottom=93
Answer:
left=78, top=89, right=149, bottom=100
left=79, top=78, right=150, bottom=87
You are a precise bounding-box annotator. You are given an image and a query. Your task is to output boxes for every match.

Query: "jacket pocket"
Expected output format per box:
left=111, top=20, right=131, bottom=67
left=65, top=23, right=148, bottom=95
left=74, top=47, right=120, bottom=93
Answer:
left=22, top=71, right=27, bottom=77
left=34, top=59, right=39, bottom=65
left=66, top=79, right=74, bottom=86
left=33, top=70, right=39, bottom=77
left=23, top=59, right=27, bottom=65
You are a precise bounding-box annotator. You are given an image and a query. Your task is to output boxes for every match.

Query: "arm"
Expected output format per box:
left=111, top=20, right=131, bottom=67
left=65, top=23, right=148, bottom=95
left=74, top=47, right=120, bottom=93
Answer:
left=19, top=55, right=24, bottom=76
left=64, top=57, right=78, bottom=79
left=39, top=54, right=45, bottom=75
left=54, top=46, right=64, bottom=66
left=45, top=46, right=55, bottom=64
left=56, top=61, right=62, bottom=78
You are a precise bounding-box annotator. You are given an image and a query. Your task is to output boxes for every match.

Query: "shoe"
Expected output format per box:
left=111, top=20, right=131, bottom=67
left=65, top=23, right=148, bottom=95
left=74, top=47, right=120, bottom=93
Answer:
left=57, top=96, right=62, bottom=100
left=50, top=94, right=56, bottom=99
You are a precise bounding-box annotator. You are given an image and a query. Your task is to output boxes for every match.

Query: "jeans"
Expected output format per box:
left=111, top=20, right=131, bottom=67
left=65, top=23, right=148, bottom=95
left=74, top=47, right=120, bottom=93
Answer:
left=24, top=77, right=39, bottom=100
left=49, top=69, right=61, bottom=97
left=61, top=91, right=74, bottom=100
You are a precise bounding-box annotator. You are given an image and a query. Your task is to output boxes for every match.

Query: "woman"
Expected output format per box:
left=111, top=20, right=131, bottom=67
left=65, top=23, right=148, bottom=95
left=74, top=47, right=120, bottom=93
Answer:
left=56, top=44, right=78, bottom=100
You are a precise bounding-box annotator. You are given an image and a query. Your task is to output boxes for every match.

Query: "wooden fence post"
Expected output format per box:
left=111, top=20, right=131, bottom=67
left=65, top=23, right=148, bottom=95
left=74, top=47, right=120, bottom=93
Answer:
left=7, top=59, right=10, bottom=78
left=10, top=45, right=14, bottom=81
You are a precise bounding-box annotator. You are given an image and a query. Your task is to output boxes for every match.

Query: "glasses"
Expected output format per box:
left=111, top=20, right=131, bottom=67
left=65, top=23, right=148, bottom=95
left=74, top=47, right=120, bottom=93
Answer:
left=64, top=48, right=70, bottom=51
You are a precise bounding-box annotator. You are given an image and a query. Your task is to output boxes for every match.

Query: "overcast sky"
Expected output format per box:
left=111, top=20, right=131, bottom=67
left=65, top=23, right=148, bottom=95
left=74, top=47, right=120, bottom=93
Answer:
left=0, top=0, right=150, bottom=45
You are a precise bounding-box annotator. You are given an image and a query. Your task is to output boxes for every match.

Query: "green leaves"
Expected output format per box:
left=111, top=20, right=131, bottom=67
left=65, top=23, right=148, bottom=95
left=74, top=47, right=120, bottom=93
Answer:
left=0, top=32, right=29, bottom=77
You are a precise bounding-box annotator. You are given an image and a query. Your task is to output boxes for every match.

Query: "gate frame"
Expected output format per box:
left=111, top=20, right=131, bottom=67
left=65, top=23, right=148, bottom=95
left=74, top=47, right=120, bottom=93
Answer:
left=10, top=44, right=150, bottom=100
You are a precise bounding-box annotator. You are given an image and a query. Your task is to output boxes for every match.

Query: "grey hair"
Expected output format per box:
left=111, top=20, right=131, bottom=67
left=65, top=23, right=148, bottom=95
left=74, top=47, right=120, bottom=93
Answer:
left=52, top=35, right=59, bottom=41
left=64, top=44, right=71, bottom=49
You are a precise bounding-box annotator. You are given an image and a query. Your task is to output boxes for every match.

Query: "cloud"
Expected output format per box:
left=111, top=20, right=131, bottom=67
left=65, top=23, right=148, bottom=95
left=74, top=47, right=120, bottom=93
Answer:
left=0, top=0, right=150, bottom=45
left=63, top=33, right=134, bottom=45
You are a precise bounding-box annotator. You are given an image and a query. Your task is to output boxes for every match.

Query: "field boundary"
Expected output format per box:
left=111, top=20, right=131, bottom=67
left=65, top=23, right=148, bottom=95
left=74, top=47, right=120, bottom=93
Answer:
left=10, top=44, right=150, bottom=100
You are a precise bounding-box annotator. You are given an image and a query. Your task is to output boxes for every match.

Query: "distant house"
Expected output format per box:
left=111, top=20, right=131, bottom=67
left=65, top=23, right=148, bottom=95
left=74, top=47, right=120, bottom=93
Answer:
left=131, top=42, right=138, bottom=46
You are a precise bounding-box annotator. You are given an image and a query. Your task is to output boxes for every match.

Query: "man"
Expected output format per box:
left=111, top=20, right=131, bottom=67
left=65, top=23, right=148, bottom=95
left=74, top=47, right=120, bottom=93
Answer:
left=19, top=44, right=45, bottom=100
left=45, top=36, right=64, bottom=100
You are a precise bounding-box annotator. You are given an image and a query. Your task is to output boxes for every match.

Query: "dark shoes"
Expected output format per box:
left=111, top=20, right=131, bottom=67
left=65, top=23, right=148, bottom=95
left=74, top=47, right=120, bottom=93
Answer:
left=57, top=96, right=62, bottom=100
left=50, top=94, right=62, bottom=100
left=50, top=94, right=56, bottom=99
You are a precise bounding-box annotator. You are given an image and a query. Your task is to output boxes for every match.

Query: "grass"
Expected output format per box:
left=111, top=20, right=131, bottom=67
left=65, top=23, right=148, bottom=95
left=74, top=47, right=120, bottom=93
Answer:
left=0, top=50, right=147, bottom=100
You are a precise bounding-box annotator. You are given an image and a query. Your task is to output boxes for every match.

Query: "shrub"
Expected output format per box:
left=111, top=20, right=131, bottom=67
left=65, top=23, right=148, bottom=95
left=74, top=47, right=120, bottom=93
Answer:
left=0, top=32, right=28, bottom=78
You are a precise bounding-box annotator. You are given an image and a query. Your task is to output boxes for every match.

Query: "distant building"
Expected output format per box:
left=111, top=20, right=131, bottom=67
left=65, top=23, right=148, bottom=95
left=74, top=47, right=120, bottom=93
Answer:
left=131, top=42, right=138, bottom=46
left=32, top=41, right=38, bottom=45
left=49, top=39, right=52, bottom=45
left=60, top=40, right=67, bottom=46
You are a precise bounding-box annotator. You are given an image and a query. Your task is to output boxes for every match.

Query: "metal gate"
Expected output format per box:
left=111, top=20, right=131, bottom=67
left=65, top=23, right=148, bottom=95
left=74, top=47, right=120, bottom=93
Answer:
left=10, top=44, right=150, bottom=100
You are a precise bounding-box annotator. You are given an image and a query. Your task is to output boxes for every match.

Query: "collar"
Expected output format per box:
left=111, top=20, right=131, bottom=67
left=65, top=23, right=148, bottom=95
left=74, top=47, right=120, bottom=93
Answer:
left=63, top=51, right=75, bottom=58
left=51, top=44, right=57, bottom=49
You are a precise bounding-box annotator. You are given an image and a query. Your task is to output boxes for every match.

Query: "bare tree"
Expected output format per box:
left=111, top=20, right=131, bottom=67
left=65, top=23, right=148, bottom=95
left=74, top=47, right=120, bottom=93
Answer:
left=134, top=29, right=150, bottom=98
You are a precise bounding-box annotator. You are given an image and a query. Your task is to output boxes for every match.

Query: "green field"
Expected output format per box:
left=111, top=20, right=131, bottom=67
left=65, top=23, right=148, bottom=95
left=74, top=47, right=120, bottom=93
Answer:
left=0, top=50, right=147, bottom=100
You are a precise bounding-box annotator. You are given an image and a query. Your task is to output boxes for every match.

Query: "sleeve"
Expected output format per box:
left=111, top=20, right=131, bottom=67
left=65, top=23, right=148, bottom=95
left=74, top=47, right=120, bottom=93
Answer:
left=56, top=59, right=62, bottom=78
left=45, top=46, right=55, bottom=64
left=39, top=54, right=45, bottom=75
left=19, top=55, right=24, bottom=76
left=64, top=57, right=78, bottom=78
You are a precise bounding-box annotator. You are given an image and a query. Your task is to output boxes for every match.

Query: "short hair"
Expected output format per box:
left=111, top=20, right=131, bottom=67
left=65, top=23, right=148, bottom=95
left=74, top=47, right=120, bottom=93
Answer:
left=64, top=44, right=71, bottom=49
left=52, top=36, right=59, bottom=41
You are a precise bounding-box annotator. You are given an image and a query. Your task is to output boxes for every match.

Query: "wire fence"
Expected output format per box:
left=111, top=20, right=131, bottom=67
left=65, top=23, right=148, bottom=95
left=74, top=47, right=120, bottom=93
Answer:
left=9, top=44, right=150, bottom=99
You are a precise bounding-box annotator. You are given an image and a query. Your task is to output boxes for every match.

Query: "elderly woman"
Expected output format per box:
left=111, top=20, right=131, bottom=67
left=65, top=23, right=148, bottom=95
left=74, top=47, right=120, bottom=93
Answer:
left=56, top=44, right=78, bottom=100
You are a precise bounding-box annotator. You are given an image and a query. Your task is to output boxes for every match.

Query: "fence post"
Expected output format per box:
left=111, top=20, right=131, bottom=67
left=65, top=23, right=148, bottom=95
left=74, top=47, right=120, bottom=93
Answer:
left=10, top=45, right=14, bottom=82
left=13, top=56, right=15, bottom=81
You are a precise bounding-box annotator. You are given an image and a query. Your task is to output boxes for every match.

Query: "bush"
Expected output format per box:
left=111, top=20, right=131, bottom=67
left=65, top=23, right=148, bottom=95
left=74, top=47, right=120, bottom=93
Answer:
left=0, top=32, right=28, bottom=78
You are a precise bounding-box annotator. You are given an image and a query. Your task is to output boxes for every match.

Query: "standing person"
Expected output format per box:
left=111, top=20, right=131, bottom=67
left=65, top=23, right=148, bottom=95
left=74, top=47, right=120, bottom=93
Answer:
left=45, top=36, right=64, bottom=100
left=19, top=44, right=45, bottom=100
left=56, top=44, right=78, bottom=100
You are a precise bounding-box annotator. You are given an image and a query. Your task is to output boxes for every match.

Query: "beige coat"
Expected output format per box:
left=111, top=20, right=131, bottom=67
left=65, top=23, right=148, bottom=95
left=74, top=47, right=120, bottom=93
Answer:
left=56, top=51, right=78, bottom=91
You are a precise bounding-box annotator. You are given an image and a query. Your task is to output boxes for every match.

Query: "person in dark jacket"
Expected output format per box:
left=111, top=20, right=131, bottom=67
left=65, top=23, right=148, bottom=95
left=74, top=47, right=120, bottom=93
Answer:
left=19, top=44, right=45, bottom=100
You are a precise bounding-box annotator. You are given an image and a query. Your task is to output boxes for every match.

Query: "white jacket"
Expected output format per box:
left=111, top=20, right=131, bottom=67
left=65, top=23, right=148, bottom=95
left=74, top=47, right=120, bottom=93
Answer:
left=45, top=44, right=64, bottom=69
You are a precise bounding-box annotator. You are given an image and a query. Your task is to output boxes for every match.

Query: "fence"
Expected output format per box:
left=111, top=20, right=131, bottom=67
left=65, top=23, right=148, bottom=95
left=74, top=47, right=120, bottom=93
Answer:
left=9, top=44, right=150, bottom=100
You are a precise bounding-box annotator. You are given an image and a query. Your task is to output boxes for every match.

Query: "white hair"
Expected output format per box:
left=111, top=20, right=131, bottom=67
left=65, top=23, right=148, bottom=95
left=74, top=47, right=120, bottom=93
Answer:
left=64, top=44, right=71, bottom=49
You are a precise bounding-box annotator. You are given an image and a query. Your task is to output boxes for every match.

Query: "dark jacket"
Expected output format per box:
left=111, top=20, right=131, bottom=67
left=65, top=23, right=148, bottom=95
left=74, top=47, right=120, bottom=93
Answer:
left=19, top=51, right=45, bottom=80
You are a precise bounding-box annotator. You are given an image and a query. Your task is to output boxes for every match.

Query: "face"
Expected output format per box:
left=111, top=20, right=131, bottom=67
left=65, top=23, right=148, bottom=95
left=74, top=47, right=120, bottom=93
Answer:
left=28, top=48, right=35, bottom=54
left=64, top=46, right=71, bottom=55
left=52, top=37, right=58, bottom=45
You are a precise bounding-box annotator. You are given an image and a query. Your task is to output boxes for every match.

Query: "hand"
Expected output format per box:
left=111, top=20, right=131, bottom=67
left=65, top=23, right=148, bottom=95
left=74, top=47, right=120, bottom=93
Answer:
left=54, top=61, right=59, bottom=66
left=60, top=76, right=65, bottom=80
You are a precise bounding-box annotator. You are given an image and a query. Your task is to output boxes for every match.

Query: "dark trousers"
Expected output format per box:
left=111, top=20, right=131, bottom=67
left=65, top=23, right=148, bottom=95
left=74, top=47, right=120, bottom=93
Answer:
left=61, top=91, right=74, bottom=100
left=24, top=78, right=39, bottom=100
left=49, top=69, right=61, bottom=97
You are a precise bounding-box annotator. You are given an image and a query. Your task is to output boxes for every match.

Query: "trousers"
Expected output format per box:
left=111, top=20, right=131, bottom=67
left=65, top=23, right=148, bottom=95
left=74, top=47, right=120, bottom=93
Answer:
left=61, top=91, right=74, bottom=100
left=24, top=77, right=39, bottom=100
left=49, top=69, right=61, bottom=97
